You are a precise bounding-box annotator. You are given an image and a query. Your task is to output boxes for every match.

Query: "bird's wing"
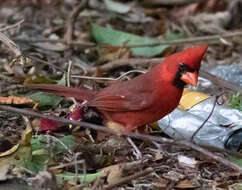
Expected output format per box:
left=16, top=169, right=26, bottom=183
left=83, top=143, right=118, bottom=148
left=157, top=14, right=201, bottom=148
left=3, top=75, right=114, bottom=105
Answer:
left=88, top=78, right=155, bottom=112
left=89, top=92, right=153, bottom=111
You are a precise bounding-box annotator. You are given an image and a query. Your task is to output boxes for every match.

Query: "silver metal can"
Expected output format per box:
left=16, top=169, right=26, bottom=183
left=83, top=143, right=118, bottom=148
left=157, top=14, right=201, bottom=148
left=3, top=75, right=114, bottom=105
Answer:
left=158, top=90, right=242, bottom=152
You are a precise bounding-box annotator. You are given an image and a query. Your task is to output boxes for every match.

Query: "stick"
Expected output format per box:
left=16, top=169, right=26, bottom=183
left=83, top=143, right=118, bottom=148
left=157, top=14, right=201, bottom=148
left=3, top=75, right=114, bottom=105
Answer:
left=102, top=167, right=153, bottom=190
left=14, top=31, right=242, bottom=48
left=0, top=105, right=241, bottom=173
left=64, top=0, right=88, bottom=45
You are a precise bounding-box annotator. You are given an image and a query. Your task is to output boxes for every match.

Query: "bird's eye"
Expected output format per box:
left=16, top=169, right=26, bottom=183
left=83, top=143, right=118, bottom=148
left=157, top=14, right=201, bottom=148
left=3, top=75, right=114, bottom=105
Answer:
left=179, top=62, right=196, bottom=73
left=179, top=62, right=185, bottom=72
left=179, top=62, right=184, bottom=66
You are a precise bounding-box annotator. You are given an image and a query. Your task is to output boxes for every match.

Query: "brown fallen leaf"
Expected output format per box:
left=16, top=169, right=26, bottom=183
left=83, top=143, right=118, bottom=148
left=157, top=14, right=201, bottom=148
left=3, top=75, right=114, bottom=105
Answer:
left=101, top=164, right=123, bottom=185
left=0, top=96, right=35, bottom=105
left=162, top=171, right=185, bottom=182
left=98, top=46, right=131, bottom=61
left=152, top=178, right=169, bottom=189
left=175, top=179, right=200, bottom=189
left=100, top=161, right=145, bottom=185
left=0, top=124, right=32, bottom=181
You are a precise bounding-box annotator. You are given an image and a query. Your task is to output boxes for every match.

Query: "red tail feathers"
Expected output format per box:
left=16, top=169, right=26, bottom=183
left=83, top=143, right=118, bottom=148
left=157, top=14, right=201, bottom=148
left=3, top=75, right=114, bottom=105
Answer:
left=26, top=84, right=95, bottom=101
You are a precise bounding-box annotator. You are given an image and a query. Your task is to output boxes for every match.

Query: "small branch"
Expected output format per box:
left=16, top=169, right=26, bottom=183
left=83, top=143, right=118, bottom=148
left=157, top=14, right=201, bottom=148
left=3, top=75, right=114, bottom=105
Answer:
left=87, top=58, right=242, bottom=93
left=122, top=31, right=242, bottom=48
left=0, top=19, right=24, bottom=32
left=0, top=32, right=21, bottom=56
left=50, top=160, right=85, bottom=170
left=64, top=0, right=88, bottom=45
left=13, top=38, right=95, bottom=47
left=199, top=71, right=242, bottom=93
left=141, top=0, right=198, bottom=6
left=102, top=167, right=153, bottom=190
left=191, top=95, right=220, bottom=141
left=179, top=140, right=242, bottom=172
left=14, top=31, right=242, bottom=49
left=87, top=58, right=162, bottom=74
left=0, top=105, right=242, bottom=173
left=27, top=55, right=66, bottom=72
left=71, top=70, right=146, bottom=81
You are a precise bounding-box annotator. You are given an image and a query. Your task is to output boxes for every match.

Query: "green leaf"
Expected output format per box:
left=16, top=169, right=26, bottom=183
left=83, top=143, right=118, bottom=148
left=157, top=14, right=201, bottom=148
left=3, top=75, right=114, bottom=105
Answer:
left=56, top=171, right=103, bottom=185
left=28, top=74, right=66, bottom=108
left=91, top=24, right=182, bottom=57
left=25, top=149, right=49, bottom=173
left=229, top=94, right=242, bottom=111
left=31, top=135, right=75, bottom=155
left=229, top=156, right=242, bottom=167
left=229, top=183, right=242, bottom=190
left=26, top=135, right=76, bottom=173
left=104, top=0, right=131, bottom=14
left=29, top=92, right=63, bottom=107
left=31, top=136, right=46, bottom=151
left=57, top=74, right=67, bottom=86
left=54, top=135, right=75, bottom=154
left=26, top=136, right=51, bottom=173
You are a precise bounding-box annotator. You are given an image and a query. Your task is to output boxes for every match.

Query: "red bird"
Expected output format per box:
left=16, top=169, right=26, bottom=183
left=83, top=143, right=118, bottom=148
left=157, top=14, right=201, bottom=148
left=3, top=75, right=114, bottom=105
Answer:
left=28, top=45, right=208, bottom=132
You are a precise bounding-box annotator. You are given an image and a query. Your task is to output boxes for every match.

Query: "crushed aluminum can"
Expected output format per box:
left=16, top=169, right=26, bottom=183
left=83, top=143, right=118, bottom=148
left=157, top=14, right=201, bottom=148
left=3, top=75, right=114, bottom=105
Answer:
left=158, top=89, right=242, bottom=152
left=199, top=64, right=242, bottom=89
left=209, top=64, right=242, bottom=87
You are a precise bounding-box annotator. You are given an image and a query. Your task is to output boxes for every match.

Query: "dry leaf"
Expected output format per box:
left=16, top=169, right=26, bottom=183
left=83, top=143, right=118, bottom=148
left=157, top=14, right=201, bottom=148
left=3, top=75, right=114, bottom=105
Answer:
left=0, top=96, right=35, bottom=105
left=154, top=151, right=164, bottom=161
left=152, top=178, right=169, bottom=188
left=0, top=144, right=19, bottom=158
left=0, top=125, right=32, bottom=181
left=98, top=46, right=131, bottom=61
left=101, top=164, right=123, bottom=185
left=0, top=164, right=10, bottom=181
left=162, top=171, right=184, bottom=182
left=175, top=179, right=199, bottom=189
left=178, top=155, right=197, bottom=168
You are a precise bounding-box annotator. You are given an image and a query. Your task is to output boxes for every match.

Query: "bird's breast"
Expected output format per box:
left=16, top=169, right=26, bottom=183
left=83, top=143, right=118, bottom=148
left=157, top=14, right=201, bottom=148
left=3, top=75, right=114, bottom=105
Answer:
left=103, top=83, right=183, bottom=132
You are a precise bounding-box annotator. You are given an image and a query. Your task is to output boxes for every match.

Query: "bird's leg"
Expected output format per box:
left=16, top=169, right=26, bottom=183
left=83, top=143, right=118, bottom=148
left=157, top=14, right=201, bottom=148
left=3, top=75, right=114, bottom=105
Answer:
left=105, top=121, right=142, bottom=159
left=126, top=136, right=142, bottom=159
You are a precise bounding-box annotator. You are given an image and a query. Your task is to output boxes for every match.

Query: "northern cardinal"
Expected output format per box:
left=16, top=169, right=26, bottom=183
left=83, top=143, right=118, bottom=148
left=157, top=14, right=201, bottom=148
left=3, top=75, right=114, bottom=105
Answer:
left=27, top=45, right=208, bottom=132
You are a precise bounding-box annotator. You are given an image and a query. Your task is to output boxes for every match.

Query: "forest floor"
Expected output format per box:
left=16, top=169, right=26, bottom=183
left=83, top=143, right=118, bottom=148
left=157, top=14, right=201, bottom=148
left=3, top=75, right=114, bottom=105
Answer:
left=0, top=0, right=241, bottom=189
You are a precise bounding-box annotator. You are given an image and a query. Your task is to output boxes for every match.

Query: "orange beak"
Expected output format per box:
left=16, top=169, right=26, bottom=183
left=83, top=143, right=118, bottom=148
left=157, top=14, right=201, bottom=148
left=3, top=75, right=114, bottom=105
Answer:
left=181, top=71, right=198, bottom=86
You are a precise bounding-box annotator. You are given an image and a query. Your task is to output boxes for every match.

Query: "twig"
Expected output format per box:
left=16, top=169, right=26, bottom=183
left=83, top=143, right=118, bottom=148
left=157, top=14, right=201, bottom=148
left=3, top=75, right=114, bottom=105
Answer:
left=13, top=38, right=96, bottom=47
left=27, top=55, right=66, bottom=72
left=67, top=60, right=72, bottom=87
left=179, top=140, right=242, bottom=172
left=127, top=136, right=142, bottom=159
left=14, top=31, right=242, bottom=49
left=199, top=71, right=242, bottom=93
left=87, top=58, right=162, bottom=74
left=71, top=70, right=146, bottom=81
left=50, top=160, right=84, bottom=170
left=116, top=70, right=146, bottom=80
left=67, top=60, right=77, bottom=105
left=0, top=32, right=21, bottom=56
left=118, top=31, right=242, bottom=48
left=74, top=153, right=86, bottom=184
left=141, top=0, right=198, bottom=6
left=87, top=58, right=242, bottom=93
left=0, top=105, right=241, bottom=173
left=0, top=19, right=24, bottom=32
left=191, top=94, right=223, bottom=141
left=64, top=0, right=88, bottom=45
left=102, top=167, right=153, bottom=190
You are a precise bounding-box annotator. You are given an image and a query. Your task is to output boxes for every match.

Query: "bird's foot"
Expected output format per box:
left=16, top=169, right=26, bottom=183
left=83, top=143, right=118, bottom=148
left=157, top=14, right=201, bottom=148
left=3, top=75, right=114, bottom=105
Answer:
left=126, top=137, right=142, bottom=159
